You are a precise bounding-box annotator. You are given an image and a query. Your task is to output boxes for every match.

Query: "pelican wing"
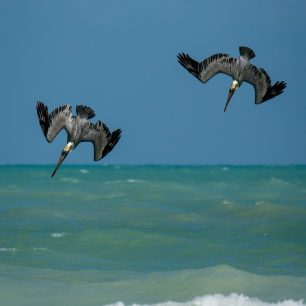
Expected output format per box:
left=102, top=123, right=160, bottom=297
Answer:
left=36, top=101, right=74, bottom=143
left=242, top=64, right=287, bottom=104
left=177, top=52, right=239, bottom=83
left=81, top=121, right=122, bottom=161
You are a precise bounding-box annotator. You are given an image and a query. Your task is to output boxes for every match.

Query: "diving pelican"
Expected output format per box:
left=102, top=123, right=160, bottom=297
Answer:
left=36, top=101, right=122, bottom=177
left=177, top=46, right=287, bottom=111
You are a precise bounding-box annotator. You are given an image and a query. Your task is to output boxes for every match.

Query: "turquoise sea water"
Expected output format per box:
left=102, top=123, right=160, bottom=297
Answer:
left=0, top=165, right=305, bottom=306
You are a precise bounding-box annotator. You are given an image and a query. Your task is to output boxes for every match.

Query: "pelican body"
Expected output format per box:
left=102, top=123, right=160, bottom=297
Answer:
left=36, top=102, right=121, bottom=177
left=177, top=46, right=286, bottom=111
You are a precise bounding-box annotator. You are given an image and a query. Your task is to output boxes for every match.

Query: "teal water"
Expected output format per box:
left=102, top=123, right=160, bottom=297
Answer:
left=0, top=165, right=305, bottom=306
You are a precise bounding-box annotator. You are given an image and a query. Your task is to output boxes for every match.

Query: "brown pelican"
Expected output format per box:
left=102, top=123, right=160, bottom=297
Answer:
left=177, top=46, right=287, bottom=112
left=36, top=101, right=122, bottom=177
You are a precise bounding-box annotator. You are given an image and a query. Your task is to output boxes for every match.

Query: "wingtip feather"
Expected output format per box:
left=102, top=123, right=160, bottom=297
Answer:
left=101, top=128, right=122, bottom=159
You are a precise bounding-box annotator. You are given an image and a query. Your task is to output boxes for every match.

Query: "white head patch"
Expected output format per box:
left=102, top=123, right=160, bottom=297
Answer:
left=231, top=80, right=239, bottom=90
left=63, top=142, right=74, bottom=152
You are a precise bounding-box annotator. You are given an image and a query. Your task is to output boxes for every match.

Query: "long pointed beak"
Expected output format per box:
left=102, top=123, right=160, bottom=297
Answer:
left=224, top=88, right=236, bottom=112
left=51, top=151, right=68, bottom=178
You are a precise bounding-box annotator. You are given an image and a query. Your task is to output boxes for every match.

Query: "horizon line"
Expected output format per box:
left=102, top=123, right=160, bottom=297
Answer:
left=0, top=163, right=305, bottom=167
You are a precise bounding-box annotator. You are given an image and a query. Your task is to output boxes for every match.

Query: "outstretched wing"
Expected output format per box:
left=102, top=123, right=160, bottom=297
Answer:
left=177, top=52, right=238, bottom=83
left=36, top=101, right=74, bottom=143
left=81, top=121, right=122, bottom=161
left=242, top=64, right=287, bottom=104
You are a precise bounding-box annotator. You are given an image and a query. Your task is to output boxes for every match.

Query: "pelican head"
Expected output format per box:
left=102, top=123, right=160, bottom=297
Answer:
left=51, top=142, right=74, bottom=177
left=224, top=80, right=239, bottom=112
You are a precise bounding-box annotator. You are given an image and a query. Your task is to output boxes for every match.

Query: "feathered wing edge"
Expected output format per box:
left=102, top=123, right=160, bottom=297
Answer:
left=177, top=52, right=233, bottom=83
left=243, top=65, right=287, bottom=104
left=82, top=121, right=122, bottom=161
left=76, top=105, right=95, bottom=119
left=36, top=101, right=73, bottom=142
left=36, top=101, right=50, bottom=138
left=101, top=128, right=122, bottom=159
left=177, top=53, right=203, bottom=80
left=239, top=46, right=255, bottom=60
left=258, top=68, right=287, bottom=103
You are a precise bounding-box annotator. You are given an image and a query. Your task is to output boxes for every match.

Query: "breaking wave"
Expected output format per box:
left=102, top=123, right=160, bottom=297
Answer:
left=107, top=294, right=305, bottom=306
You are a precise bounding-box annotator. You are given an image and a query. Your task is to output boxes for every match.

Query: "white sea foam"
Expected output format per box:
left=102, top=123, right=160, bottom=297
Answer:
left=222, top=167, right=229, bottom=171
left=126, top=179, right=144, bottom=183
left=80, top=169, right=89, bottom=174
left=104, top=179, right=145, bottom=185
left=104, top=179, right=123, bottom=185
left=60, top=177, right=79, bottom=183
left=268, top=177, right=291, bottom=186
left=222, top=199, right=234, bottom=207
left=0, top=247, right=17, bottom=253
left=51, top=212, right=75, bottom=220
left=51, top=232, right=65, bottom=238
left=106, top=294, right=305, bottom=306
left=255, top=200, right=266, bottom=206
left=33, top=247, right=49, bottom=252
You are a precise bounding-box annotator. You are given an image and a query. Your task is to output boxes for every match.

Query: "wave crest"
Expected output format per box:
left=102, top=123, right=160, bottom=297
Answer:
left=106, top=294, right=305, bottom=306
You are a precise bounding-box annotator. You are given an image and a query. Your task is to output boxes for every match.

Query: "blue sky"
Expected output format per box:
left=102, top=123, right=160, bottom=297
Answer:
left=0, top=0, right=305, bottom=165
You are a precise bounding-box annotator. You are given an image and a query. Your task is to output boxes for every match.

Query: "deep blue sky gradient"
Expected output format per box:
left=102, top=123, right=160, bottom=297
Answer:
left=0, top=0, right=305, bottom=164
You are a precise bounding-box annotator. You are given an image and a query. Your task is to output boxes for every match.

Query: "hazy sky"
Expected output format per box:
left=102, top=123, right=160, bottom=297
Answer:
left=0, top=0, right=305, bottom=165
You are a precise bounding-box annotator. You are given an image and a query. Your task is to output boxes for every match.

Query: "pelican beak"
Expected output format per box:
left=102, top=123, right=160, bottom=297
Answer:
left=224, top=89, right=235, bottom=112
left=224, top=81, right=239, bottom=112
left=51, top=151, right=69, bottom=178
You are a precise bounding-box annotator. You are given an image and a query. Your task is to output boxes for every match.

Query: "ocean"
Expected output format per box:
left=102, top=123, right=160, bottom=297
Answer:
left=0, top=165, right=305, bottom=306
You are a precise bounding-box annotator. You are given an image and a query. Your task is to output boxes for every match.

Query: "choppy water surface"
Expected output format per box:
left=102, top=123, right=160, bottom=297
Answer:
left=0, top=165, right=305, bottom=306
